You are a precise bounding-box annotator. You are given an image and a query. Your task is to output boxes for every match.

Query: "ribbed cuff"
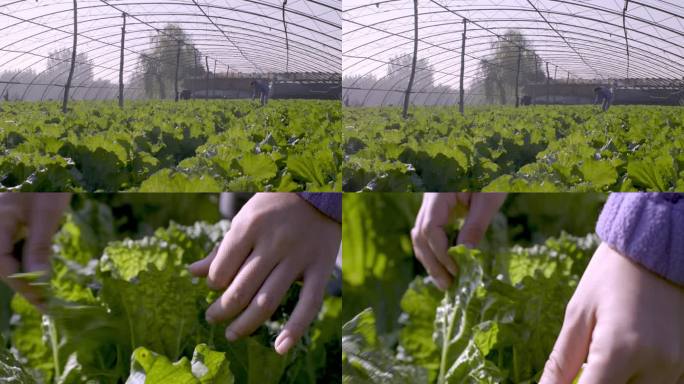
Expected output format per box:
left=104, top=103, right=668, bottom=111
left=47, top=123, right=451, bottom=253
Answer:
left=596, top=193, right=684, bottom=286
left=297, top=193, right=342, bottom=223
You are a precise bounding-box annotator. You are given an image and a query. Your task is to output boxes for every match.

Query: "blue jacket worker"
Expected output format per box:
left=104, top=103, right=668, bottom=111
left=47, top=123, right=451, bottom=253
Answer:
left=593, top=86, right=613, bottom=112
left=251, top=79, right=270, bottom=106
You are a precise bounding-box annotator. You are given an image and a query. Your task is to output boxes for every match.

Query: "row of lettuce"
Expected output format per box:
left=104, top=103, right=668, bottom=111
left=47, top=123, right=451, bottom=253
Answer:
left=343, top=105, right=684, bottom=191
left=0, top=100, right=341, bottom=192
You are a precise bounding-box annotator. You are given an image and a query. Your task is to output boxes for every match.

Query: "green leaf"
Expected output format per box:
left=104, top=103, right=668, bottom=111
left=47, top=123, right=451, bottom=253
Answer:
left=191, top=344, right=234, bottom=384
left=127, top=347, right=198, bottom=384
left=1, top=334, right=36, bottom=383
left=627, top=156, right=675, bottom=191
left=435, top=246, right=501, bottom=384
left=238, top=154, right=277, bottom=182
left=138, top=170, right=222, bottom=192
left=398, top=277, right=442, bottom=381
left=579, top=160, right=617, bottom=189
left=10, top=295, right=54, bottom=383
left=342, top=308, right=428, bottom=384
left=98, top=236, right=208, bottom=360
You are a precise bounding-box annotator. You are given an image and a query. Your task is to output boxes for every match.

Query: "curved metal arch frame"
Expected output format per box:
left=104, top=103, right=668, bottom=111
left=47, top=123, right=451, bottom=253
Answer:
left=27, top=21, right=341, bottom=90
left=0, top=0, right=341, bottom=100
left=2, top=15, right=340, bottom=89
left=342, top=0, right=683, bottom=105
left=2, top=2, right=340, bottom=68
left=350, top=46, right=681, bottom=106
left=344, top=7, right=682, bottom=74
left=343, top=18, right=684, bottom=90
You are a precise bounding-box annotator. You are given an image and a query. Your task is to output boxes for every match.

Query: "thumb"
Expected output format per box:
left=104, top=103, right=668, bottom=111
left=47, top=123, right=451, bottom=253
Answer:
left=539, top=303, right=594, bottom=384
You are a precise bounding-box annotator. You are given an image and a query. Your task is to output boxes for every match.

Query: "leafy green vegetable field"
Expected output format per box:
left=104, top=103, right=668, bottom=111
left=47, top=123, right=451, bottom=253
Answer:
left=0, top=100, right=341, bottom=192
left=343, top=105, right=684, bottom=191
left=0, top=208, right=341, bottom=383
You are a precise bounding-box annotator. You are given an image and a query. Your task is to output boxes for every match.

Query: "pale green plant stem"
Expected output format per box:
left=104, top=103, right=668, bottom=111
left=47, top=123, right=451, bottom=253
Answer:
left=46, top=316, right=61, bottom=379
left=438, top=290, right=457, bottom=384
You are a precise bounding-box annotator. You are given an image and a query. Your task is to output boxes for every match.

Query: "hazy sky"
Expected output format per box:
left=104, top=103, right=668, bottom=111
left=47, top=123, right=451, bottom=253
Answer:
left=343, top=0, right=684, bottom=89
left=0, top=0, right=341, bottom=82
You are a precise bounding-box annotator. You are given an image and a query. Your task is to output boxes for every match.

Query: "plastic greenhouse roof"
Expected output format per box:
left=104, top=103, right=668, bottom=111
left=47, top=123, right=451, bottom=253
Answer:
left=0, top=0, right=341, bottom=97
left=343, top=0, right=684, bottom=93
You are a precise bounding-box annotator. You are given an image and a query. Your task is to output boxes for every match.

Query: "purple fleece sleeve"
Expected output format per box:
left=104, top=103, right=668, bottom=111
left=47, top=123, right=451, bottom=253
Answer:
left=297, top=193, right=342, bottom=223
left=596, top=193, right=684, bottom=286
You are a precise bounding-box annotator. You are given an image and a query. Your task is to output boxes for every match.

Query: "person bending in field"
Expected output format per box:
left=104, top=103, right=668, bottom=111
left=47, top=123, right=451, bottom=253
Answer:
left=412, top=193, right=684, bottom=384
left=0, top=192, right=341, bottom=355
left=593, top=86, right=613, bottom=111
left=250, top=79, right=270, bottom=106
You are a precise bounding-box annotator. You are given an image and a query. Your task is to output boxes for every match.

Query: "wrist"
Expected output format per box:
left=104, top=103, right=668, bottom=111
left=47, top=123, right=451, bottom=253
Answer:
left=596, top=193, right=684, bottom=286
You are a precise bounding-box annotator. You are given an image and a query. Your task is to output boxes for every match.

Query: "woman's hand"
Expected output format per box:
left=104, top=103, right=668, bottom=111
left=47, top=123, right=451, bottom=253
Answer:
left=410, top=193, right=506, bottom=290
left=0, top=193, right=71, bottom=307
left=540, top=243, right=684, bottom=384
left=189, top=193, right=341, bottom=355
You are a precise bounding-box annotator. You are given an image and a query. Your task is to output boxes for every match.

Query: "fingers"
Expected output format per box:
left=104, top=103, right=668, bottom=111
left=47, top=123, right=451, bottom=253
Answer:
left=457, top=193, right=506, bottom=246
left=206, top=222, right=254, bottom=290
left=424, top=224, right=456, bottom=276
left=188, top=245, right=219, bottom=277
left=539, top=300, right=594, bottom=384
left=275, top=268, right=327, bottom=355
left=205, top=246, right=278, bottom=323
left=411, top=193, right=458, bottom=290
left=23, top=193, right=70, bottom=273
left=221, top=262, right=296, bottom=345
left=0, top=207, right=45, bottom=307
left=411, top=231, right=451, bottom=290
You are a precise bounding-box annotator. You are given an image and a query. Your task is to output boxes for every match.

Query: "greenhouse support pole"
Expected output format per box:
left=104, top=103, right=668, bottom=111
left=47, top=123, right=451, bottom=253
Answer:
left=282, top=0, right=289, bottom=72
left=515, top=46, right=521, bottom=108
left=458, top=18, right=466, bottom=115
left=62, top=0, right=78, bottom=113
left=402, top=0, right=418, bottom=119
left=174, top=41, right=181, bottom=102
left=554, top=65, right=558, bottom=80
left=566, top=72, right=570, bottom=84
left=205, top=56, right=209, bottom=100
left=534, top=55, right=538, bottom=82
left=118, top=13, right=126, bottom=109
left=546, top=62, right=550, bottom=104
left=213, top=59, right=217, bottom=98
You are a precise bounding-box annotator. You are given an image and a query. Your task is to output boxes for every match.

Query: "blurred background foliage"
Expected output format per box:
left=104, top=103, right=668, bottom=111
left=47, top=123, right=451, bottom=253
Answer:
left=342, top=193, right=607, bottom=334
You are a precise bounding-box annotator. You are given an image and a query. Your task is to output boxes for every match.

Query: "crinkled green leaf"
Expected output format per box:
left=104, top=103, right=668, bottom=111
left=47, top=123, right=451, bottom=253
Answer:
left=9, top=295, right=54, bottom=383
left=127, top=347, right=197, bottom=384
left=342, top=308, right=428, bottom=384
left=1, top=334, right=36, bottom=383
left=191, top=344, right=233, bottom=384
left=138, top=170, right=222, bottom=192
left=125, top=344, right=233, bottom=384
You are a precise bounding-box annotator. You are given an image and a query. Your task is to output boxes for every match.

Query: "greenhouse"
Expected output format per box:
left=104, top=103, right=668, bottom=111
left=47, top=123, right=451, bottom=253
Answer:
left=341, top=0, right=684, bottom=192
left=0, top=1, right=342, bottom=192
